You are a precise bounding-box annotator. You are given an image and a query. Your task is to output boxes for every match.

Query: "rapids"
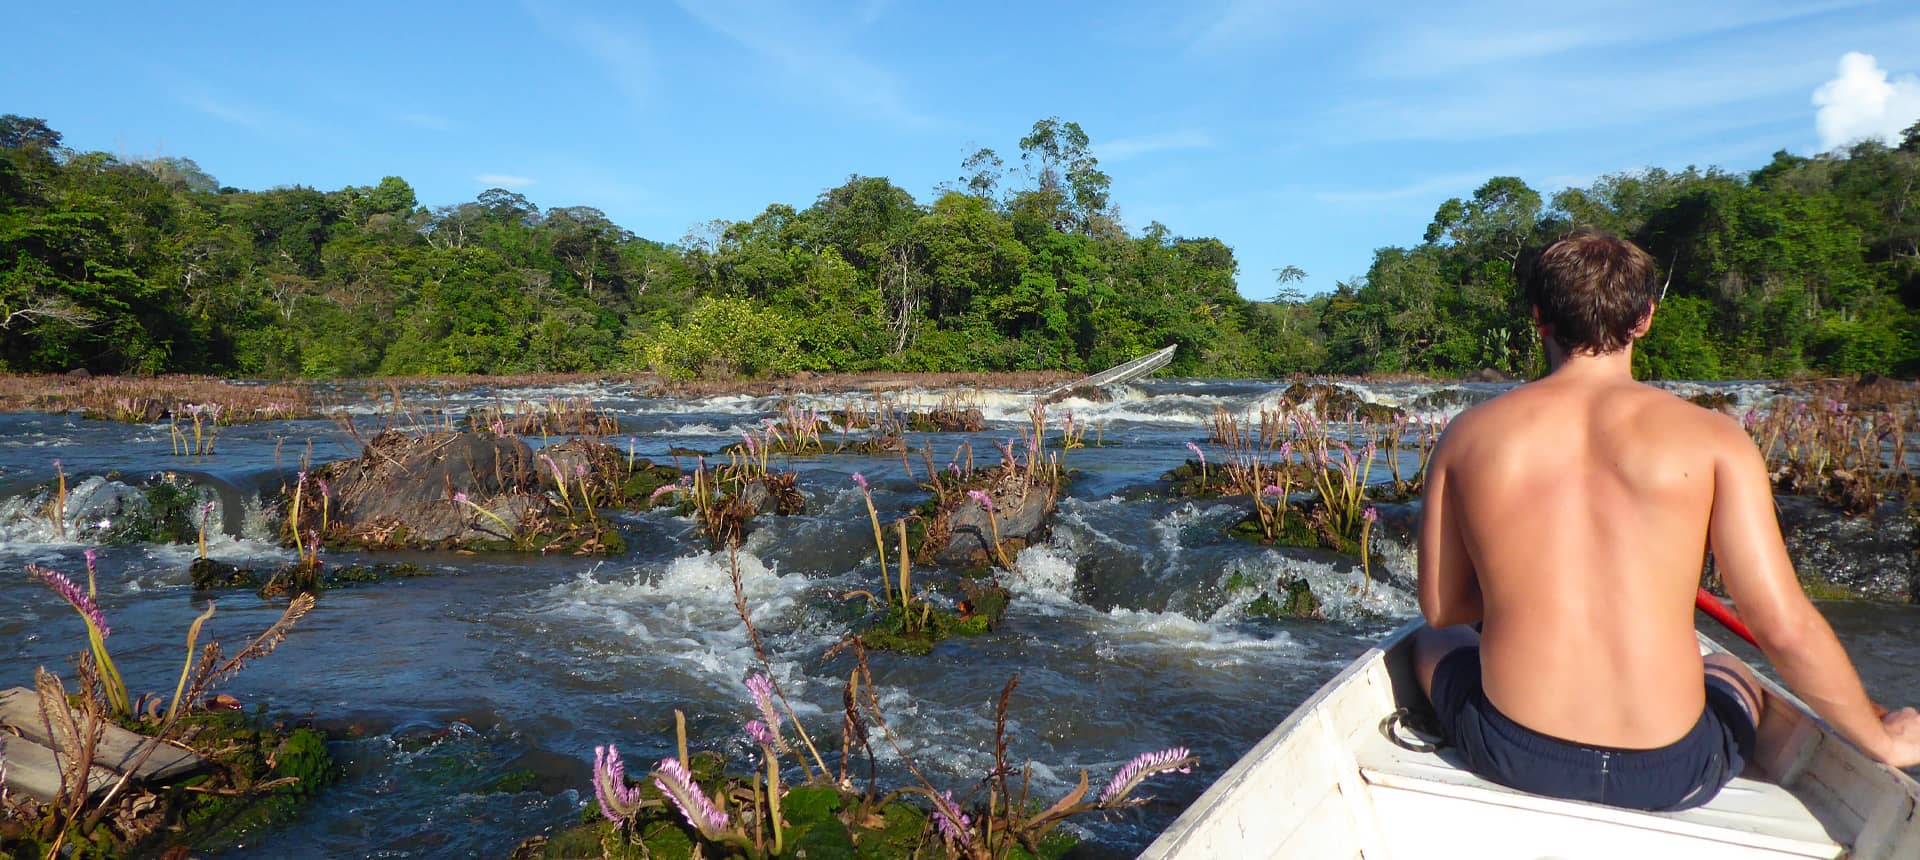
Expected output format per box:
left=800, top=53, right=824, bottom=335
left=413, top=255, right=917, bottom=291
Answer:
left=0, top=378, right=1913, bottom=857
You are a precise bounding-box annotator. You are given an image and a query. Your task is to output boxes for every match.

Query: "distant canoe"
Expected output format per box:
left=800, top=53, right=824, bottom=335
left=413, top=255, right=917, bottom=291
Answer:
left=1039, top=345, right=1176, bottom=401
left=1141, top=620, right=1920, bottom=859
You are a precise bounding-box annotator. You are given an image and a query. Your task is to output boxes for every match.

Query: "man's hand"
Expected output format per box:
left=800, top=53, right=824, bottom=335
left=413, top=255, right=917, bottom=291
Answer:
left=1877, top=707, right=1920, bottom=769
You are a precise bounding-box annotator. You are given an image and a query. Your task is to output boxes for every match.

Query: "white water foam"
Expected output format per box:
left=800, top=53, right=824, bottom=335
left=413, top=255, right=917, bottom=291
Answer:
left=528, top=546, right=832, bottom=718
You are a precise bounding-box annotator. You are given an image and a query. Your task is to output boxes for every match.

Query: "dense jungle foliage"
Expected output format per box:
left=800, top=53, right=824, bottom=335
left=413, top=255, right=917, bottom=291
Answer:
left=3, top=113, right=1917, bottom=379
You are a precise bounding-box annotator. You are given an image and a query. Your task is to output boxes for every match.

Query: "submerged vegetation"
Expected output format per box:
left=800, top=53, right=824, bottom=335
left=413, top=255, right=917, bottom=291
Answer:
left=6, top=113, right=1917, bottom=381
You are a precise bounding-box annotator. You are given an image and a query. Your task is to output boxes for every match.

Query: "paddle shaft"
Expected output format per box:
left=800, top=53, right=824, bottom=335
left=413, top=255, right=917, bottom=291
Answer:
left=1695, top=588, right=1759, bottom=647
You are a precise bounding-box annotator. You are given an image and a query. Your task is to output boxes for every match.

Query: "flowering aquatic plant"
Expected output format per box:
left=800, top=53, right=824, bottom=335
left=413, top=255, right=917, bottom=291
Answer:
left=593, top=744, right=647, bottom=826
left=653, top=756, right=731, bottom=841
left=30, top=561, right=130, bottom=717
left=1098, top=746, right=1195, bottom=806
left=933, top=790, right=974, bottom=847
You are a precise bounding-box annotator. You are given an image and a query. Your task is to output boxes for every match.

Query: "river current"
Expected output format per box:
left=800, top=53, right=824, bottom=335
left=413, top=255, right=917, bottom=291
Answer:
left=1, top=378, right=1914, bottom=858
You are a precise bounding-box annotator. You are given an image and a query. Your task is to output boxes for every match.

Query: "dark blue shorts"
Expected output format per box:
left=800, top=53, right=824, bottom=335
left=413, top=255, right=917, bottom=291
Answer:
left=1429, top=647, right=1759, bottom=811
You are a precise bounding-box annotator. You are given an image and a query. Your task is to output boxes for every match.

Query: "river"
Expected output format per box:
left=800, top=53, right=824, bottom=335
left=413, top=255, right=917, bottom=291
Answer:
left=1, top=378, right=1913, bottom=857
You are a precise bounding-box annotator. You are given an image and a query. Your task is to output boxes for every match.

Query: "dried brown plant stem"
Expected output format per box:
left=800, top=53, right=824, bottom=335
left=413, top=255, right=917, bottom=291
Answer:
left=726, top=541, right=830, bottom=781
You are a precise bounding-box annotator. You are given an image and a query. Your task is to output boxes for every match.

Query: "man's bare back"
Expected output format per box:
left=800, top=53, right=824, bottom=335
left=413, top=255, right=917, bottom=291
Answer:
left=1423, top=369, right=1739, bottom=748
left=1415, top=232, right=1920, bottom=801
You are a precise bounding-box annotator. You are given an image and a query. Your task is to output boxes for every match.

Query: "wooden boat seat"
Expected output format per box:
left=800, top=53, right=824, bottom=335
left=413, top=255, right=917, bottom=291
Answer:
left=1353, top=721, right=1845, bottom=858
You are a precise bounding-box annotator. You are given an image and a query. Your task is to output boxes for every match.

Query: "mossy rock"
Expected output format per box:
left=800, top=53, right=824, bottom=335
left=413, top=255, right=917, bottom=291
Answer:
left=1246, top=576, right=1324, bottom=620
left=1162, top=461, right=1231, bottom=498
left=1227, top=508, right=1320, bottom=548
left=619, top=462, right=685, bottom=510
left=170, top=713, right=339, bottom=852
left=861, top=603, right=996, bottom=656
left=191, top=559, right=435, bottom=595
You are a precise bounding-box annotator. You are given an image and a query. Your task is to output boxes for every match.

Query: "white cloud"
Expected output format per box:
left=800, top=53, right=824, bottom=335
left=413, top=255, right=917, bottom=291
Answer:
left=476, top=174, right=536, bottom=188
left=1812, top=52, right=1920, bottom=149
left=1099, top=130, right=1215, bottom=162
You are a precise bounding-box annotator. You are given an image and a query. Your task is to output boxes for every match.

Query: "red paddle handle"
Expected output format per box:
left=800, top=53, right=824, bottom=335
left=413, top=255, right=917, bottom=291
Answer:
left=1695, top=588, right=1759, bottom=647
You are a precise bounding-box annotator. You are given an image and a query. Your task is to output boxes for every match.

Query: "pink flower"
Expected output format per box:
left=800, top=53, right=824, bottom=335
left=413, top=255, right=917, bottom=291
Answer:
left=745, top=674, right=783, bottom=742
left=29, top=564, right=110, bottom=638
left=1261, top=485, right=1283, bottom=498
left=1185, top=442, right=1205, bottom=466
left=1364, top=506, right=1380, bottom=524
left=594, top=744, right=645, bottom=826
left=453, top=492, right=470, bottom=505
left=745, top=719, right=774, bottom=747
left=851, top=472, right=869, bottom=493
left=1099, top=747, right=1194, bottom=806
left=933, top=790, right=973, bottom=846
left=966, top=489, right=994, bottom=513
left=653, top=757, right=730, bottom=839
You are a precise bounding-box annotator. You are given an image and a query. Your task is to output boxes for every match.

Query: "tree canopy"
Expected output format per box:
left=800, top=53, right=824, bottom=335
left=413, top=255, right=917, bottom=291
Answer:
left=2, top=113, right=1915, bottom=379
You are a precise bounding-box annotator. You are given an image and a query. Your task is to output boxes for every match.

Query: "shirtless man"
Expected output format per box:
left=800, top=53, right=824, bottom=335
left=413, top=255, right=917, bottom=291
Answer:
left=1414, top=230, right=1920, bottom=811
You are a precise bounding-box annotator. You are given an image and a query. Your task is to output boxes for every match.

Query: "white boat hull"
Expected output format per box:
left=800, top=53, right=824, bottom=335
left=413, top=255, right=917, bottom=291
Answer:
left=1142, top=620, right=1920, bottom=859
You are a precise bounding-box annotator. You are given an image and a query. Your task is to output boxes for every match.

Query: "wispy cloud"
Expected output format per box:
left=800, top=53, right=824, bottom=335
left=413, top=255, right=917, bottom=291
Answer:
left=476, top=174, right=536, bottom=188
left=175, top=92, right=278, bottom=134
left=1185, top=0, right=1299, bottom=58
left=1367, top=0, right=1877, bottom=78
left=523, top=1, right=653, bottom=105
left=671, top=0, right=930, bottom=127
left=1813, top=52, right=1920, bottom=150
left=1312, top=171, right=1497, bottom=206
left=1099, top=130, right=1215, bottom=162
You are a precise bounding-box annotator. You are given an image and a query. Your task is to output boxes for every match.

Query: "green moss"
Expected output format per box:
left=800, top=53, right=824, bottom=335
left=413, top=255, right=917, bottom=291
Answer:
left=851, top=802, right=929, bottom=859
left=1799, top=576, right=1857, bottom=601
left=861, top=601, right=997, bottom=656
left=1247, top=577, right=1323, bottom=620
left=170, top=714, right=338, bottom=851
left=492, top=768, right=541, bottom=794
left=619, top=462, right=684, bottom=510
left=1227, top=508, right=1320, bottom=548
left=190, top=557, right=260, bottom=589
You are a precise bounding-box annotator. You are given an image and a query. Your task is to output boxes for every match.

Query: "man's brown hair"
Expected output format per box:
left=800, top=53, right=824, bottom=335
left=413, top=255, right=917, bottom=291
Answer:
left=1520, top=230, right=1662, bottom=355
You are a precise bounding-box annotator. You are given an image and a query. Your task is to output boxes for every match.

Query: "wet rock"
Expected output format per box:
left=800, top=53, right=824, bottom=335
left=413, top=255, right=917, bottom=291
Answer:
left=1687, top=391, right=1739, bottom=413
left=1246, top=576, right=1324, bottom=620
left=1278, top=382, right=1399, bottom=422
left=934, top=482, right=1059, bottom=567
left=905, top=408, right=986, bottom=433
left=1043, top=385, right=1113, bottom=405
left=1461, top=368, right=1518, bottom=383
left=736, top=474, right=805, bottom=517
left=1737, top=497, right=1916, bottom=602
left=1407, top=387, right=1495, bottom=415
left=314, top=430, right=544, bottom=545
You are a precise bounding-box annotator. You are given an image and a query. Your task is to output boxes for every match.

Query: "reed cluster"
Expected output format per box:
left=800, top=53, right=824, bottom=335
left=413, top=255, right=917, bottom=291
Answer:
left=0, top=374, right=319, bottom=423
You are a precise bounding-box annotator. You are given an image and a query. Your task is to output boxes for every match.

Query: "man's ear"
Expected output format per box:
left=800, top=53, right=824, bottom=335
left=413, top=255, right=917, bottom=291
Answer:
left=1630, top=302, right=1655, bottom=339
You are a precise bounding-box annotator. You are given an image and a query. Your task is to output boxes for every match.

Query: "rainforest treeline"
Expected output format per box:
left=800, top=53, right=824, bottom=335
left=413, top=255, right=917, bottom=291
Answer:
left=3, top=113, right=1917, bottom=380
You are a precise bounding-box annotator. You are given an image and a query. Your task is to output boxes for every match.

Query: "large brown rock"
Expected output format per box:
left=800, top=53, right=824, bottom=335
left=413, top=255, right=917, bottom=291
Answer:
left=935, top=482, right=1059, bottom=566
left=316, top=431, right=546, bottom=545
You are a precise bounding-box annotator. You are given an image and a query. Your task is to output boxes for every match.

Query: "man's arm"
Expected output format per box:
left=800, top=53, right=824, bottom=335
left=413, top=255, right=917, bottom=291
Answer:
left=1418, top=439, right=1482, bottom=628
left=1709, top=418, right=1920, bottom=767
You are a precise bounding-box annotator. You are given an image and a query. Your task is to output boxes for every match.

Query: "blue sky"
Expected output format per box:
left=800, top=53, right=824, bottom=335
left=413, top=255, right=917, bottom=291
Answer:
left=5, top=1, right=1919, bottom=299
